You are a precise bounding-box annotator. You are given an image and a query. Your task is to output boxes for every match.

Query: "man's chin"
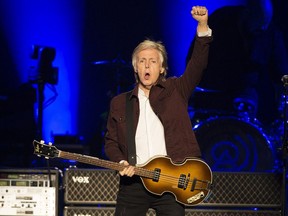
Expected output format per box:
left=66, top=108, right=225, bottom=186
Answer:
left=140, top=82, right=153, bottom=89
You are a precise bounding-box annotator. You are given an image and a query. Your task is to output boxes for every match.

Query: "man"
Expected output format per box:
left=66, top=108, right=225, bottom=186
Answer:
left=105, top=5, right=212, bottom=215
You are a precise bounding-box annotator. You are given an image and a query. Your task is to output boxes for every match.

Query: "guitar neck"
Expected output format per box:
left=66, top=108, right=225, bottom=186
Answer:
left=58, top=150, right=153, bottom=179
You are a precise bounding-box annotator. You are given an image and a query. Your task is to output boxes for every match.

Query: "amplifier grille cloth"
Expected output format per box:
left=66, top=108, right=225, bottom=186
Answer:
left=64, top=169, right=281, bottom=207
left=64, top=169, right=119, bottom=204
left=64, top=207, right=281, bottom=216
left=202, top=172, right=281, bottom=207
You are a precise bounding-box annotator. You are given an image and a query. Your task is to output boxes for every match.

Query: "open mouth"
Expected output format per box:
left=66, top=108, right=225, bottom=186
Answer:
left=144, top=72, right=150, bottom=80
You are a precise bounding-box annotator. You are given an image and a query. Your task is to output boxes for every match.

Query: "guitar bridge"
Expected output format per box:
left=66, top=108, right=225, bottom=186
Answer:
left=191, top=178, right=211, bottom=192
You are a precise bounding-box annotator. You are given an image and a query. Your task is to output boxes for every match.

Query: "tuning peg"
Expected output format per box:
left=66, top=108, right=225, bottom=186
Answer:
left=45, top=157, right=49, bottom=160
left=40, top=140, right=45, bottom=144
left=37, top=155, right=41, bottom=157
left=48, top=142, right=52, bottom=146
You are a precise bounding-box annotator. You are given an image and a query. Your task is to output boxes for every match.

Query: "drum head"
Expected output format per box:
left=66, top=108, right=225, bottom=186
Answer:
left=194, top=117, right=275, bottom=172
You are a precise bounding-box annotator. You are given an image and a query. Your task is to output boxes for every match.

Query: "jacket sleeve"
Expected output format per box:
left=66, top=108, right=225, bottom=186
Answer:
left=178, top=35, right=213, bottom=101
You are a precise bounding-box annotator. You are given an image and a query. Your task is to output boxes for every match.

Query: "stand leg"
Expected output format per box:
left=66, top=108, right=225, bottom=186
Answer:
left=280, top=75, right=288, bottom=216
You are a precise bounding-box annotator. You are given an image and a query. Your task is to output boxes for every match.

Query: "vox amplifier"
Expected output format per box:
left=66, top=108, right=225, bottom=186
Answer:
left=64, top=206, right=156, bottom=216
left=64, top=168, right=119, bottom=204
left=201, top=172, right=282, bottom=208
left=64, top=169, right=282, bottom=208
left=63, top=206, right=281, bottom=216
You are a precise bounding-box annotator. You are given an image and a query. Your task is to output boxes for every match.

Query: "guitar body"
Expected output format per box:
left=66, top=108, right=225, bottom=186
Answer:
left=139, top=156, right=212, bottom=205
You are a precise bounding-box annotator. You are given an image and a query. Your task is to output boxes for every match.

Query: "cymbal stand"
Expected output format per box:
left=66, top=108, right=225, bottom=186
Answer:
left=281, top=75, right=288, bottom=216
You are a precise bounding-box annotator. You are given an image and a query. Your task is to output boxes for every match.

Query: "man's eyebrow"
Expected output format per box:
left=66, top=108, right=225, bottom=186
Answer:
left=138, top=57, right=158, bottom=60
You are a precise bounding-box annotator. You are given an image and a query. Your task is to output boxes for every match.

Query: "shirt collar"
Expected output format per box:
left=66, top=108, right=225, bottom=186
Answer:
left=130, top=78, right=167, bottom=99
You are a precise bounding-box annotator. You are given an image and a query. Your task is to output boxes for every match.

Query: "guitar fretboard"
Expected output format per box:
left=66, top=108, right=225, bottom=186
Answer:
left=59, top=151, right=154, bottom=179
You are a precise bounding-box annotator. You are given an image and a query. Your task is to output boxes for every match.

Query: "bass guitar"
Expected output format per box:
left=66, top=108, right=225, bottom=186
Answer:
left=33, top=140, right=213, bottom=206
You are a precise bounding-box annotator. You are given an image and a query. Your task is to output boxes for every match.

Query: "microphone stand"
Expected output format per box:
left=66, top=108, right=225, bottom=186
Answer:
left=281, top=75, right=288, bottom=216
left=36, top=78, right=44, bottom=140
left=34, top=69, right=52, bottom=189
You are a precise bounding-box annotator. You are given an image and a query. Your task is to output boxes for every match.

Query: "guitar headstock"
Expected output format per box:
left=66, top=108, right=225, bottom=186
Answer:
left=33, top=140, right=59, bottom=159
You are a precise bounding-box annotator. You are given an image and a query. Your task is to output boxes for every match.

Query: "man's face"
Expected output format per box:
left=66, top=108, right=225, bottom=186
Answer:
left=135, top=48, right=164, bottom=91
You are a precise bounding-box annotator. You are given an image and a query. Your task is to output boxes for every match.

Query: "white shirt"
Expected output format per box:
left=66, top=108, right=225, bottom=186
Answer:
left=135, top=88, right=167, bottom=164
left=198, top=27, right=212, bottom=37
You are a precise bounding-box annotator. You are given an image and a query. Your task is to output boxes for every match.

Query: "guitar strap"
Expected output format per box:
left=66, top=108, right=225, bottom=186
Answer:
left=126, top=92, right=136, bottom=165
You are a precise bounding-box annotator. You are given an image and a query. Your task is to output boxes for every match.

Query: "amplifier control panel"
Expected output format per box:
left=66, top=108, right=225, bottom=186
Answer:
left=0, top=169, right=59, bottom=216
left=0, top=186, right=56, bottom=216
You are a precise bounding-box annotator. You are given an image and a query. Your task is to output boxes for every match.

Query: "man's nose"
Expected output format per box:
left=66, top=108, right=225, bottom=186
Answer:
left=145, top=62, right=150, bottom=68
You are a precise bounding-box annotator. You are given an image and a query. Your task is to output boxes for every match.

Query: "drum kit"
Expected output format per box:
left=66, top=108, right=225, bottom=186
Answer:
left=189, top=86, right=284, bottom=173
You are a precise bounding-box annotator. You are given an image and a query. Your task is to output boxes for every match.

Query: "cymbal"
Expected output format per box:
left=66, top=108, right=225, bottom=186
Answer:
left=91, top=56, right=132, bottom=68
left=195, top=87, right=221, bottom=93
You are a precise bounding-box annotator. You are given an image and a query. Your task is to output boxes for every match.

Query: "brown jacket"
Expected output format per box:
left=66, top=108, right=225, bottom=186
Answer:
left=104, top=35, right=212, bottom=164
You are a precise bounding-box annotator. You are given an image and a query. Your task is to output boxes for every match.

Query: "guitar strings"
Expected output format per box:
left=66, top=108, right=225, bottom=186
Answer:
left=60, top=152, right=210, bottom=190
left=136, top=167, right=210, bottom=190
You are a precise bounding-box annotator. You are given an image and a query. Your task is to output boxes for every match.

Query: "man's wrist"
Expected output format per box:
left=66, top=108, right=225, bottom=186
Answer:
left=197, top=23, right=208, bottom=32
left=197, top=26, right=212, bottom=37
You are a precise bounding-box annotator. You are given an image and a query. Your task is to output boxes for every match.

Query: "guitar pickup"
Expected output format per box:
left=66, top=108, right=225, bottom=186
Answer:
left=153, top=168, right=161, bottom=182
left=178, top=173, right=190, bottom=189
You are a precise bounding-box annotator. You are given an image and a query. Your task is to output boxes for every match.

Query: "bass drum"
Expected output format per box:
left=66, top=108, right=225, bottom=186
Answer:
left=193, top=116, right=276, bottom=172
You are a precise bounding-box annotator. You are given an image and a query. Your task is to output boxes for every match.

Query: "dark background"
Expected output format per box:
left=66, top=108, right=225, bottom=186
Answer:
left=0, top=0, right=288, bottom=172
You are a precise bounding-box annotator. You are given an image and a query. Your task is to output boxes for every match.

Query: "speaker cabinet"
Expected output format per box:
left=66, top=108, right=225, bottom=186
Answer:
left=64, top=168, right=119, bottom=204
left=201, top=172, right=281, bottom=208
left=63, top=206, right=281, bottom=216
left=64, top=169, right=281, bottom=208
